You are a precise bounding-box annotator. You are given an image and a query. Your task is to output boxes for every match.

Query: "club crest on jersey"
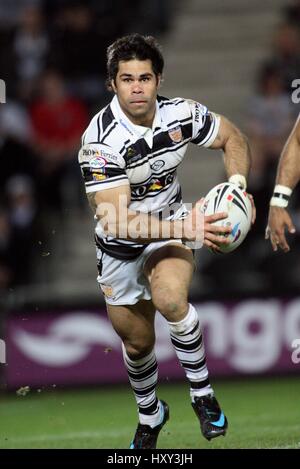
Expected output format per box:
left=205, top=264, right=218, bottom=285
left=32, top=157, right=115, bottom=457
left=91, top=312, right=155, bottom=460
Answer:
left=90, top=156, right=107, bottom=169
left=168, top=126, right=182, bottom=143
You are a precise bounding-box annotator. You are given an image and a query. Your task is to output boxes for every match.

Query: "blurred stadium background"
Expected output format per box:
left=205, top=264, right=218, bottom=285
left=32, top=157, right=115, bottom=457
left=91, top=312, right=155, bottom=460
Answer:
left=0, top=0, right=300, bottom=449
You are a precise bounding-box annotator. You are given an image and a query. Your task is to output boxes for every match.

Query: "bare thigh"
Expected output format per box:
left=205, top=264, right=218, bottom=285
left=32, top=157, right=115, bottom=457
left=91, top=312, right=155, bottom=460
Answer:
left=106, top=299, right=156, bottom=359
left=144, top=243, right=194, bottom=322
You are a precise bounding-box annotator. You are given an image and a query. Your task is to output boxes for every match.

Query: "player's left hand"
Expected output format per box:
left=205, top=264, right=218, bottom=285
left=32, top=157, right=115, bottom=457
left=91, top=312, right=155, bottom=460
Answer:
left=265, top=206, right=296, bottom=252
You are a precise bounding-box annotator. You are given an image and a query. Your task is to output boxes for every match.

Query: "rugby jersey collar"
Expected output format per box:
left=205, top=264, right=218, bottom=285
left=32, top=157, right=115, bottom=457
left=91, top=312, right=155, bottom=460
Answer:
left=111, top=95, right=164, bottom=146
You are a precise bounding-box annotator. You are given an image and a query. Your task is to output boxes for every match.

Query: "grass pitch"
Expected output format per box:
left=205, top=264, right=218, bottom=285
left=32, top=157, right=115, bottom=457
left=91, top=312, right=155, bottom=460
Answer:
left=1, top=376, right=299, bottom=449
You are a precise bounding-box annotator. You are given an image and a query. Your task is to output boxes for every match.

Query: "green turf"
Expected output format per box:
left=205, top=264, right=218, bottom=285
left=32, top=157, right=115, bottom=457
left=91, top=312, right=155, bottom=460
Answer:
left=0, top=377, right=300, bottom=449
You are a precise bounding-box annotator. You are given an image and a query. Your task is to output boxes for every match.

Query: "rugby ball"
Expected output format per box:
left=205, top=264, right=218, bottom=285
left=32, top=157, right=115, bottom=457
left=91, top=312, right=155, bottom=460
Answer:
left=203, top=182, right=252, bottom=253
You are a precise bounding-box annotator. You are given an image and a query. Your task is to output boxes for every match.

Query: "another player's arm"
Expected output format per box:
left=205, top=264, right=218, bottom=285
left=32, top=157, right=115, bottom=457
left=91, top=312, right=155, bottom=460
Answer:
left=89, top=185, right=231, bottom=249
left=275, top=116, right=300, bottom=188
left=209, top=115, right=255, bottom=224
left=266, top=115, right=300, bottom=252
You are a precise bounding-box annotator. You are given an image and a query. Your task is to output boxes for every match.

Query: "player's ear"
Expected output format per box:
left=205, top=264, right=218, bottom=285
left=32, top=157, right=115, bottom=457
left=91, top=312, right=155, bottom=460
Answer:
left=111, top=79, right=117, bottom=93
left=156, top=74, right=162, bottom=89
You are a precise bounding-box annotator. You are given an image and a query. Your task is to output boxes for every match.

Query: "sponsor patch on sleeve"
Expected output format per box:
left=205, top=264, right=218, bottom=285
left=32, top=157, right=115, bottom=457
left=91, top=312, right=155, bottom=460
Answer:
left=90, top=156, right=107, bottom=169
left=79, top=143, right=120, bottom=165
left=92, top=173, right=107, bottom=181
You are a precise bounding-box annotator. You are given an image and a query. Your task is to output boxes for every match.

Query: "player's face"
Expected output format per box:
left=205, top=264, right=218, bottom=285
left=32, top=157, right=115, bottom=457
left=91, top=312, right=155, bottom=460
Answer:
left=112, top=59, right=160, bottom=127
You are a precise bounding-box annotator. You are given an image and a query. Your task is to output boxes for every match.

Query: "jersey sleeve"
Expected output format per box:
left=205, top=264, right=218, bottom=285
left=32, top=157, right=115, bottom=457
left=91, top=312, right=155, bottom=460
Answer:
left=78, top=142, right=129, bottom=193
left=188, top=100, right=221, bottom=148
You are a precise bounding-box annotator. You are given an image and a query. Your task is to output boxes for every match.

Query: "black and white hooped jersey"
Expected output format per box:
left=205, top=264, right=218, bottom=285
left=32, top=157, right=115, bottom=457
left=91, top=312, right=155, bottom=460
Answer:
left=78, top=94, right=220, bottom=259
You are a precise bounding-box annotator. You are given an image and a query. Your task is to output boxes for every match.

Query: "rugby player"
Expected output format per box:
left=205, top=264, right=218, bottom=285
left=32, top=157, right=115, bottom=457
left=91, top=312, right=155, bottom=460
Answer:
left=266, top=114, right=300, bottom=252
left=78, top=33, right=252, bottom=448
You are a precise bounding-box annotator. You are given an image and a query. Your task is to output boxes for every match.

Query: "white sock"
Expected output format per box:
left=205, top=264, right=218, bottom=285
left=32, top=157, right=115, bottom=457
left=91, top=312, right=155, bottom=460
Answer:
left=122, top=344, right=160, bottom=427
left=168, top=303, right=213, bottom=402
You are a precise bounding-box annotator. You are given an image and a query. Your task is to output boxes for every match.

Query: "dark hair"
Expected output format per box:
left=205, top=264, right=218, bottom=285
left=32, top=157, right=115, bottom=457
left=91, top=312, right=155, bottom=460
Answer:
left=106, top=33, right=164, bottom=90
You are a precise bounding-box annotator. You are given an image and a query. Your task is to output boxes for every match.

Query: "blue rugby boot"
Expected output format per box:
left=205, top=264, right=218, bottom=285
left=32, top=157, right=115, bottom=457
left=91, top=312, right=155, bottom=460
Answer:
left=192, top=394, right=228, bottom=441
left=129, top=400, right=169, bottom=449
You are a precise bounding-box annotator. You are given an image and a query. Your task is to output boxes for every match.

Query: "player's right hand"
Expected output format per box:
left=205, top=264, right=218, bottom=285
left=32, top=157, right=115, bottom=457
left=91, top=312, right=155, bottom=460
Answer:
left=203, top=211, right=232, bottom=251
left=265, top=206, right=296, bottom=252
left=183, top=198, right=231, bottom=251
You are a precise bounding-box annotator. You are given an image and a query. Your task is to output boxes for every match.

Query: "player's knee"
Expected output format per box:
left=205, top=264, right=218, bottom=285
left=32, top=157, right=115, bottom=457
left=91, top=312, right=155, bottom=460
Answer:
left=152, top=290, right=188, bottom=321
left=124, top=340, right=155, bottom=360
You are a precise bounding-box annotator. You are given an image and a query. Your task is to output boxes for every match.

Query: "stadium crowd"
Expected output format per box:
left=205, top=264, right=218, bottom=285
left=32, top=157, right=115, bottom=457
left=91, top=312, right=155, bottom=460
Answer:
left=0, top=0, right=172, bottom=292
